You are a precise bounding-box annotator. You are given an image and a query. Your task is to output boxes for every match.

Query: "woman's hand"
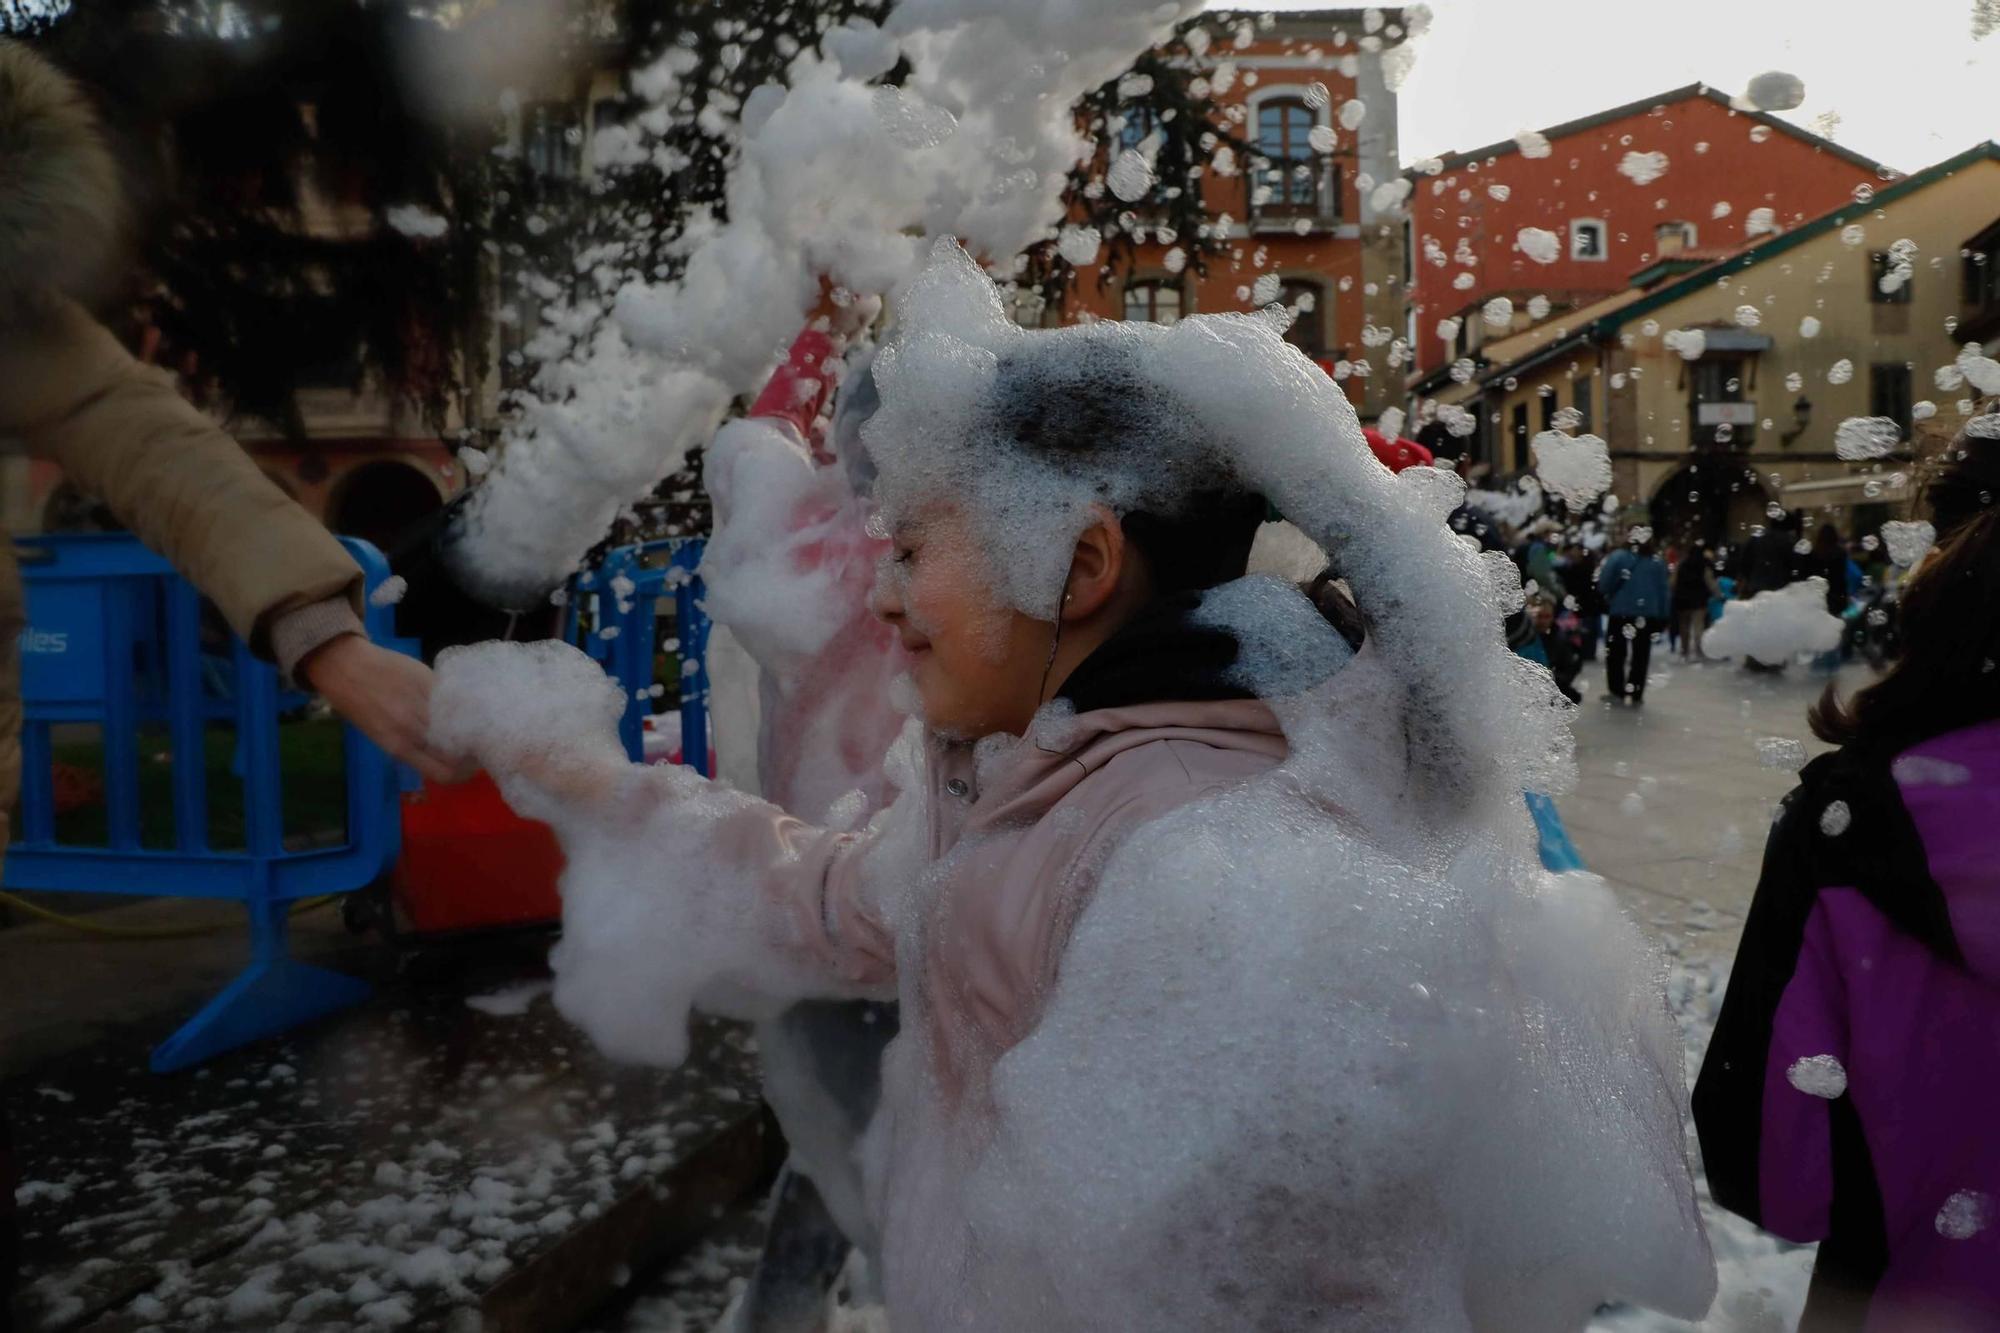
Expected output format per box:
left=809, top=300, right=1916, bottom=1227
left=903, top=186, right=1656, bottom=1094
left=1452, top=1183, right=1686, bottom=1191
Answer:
left=298, top=634, right=476, bottom=784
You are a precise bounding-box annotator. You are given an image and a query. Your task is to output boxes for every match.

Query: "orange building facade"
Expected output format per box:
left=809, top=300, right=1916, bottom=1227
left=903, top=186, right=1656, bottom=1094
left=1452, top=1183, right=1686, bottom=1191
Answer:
left=1406, top=85, right=1890, bottom=396
left=1055, top=7, right=1414, bottom=424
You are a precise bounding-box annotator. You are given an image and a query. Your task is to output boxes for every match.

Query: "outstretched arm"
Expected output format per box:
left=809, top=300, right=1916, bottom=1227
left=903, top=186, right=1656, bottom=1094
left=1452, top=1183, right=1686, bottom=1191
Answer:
left=430, top=640, right=907, bottom=1066
left=1, top=296, right=468, bottom=781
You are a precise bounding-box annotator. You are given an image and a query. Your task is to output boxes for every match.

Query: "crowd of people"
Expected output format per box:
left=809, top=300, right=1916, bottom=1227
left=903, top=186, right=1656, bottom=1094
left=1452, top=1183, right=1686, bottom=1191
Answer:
left=1474, top=502, right=1909, bottom=709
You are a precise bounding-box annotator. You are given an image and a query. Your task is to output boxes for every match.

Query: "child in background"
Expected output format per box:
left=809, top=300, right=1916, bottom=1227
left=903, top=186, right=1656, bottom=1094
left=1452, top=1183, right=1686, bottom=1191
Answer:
left=436, top=243, right=1713, bottom=1331
left=1672, top=546, right=1719, bottom=663
left=1709, top=570, right=1736, bottom=630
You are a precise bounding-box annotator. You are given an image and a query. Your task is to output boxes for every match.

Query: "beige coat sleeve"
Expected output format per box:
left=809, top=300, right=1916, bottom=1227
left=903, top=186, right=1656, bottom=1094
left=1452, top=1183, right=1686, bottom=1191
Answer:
left=0, top=295, right=363, bottom=657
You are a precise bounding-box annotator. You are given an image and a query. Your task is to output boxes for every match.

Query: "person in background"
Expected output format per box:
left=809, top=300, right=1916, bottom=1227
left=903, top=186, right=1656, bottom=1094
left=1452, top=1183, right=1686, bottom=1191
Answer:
left=1520, top=593, right=1582, bottom=705
left=1672, top=545, right=1719, bottom=662
left=1523, top=533, right=1565, bottom=605
left=1694, top=421, right=2000, bottom=1330
left=1566, top=542, right=1605, bottom=662
left=1809, top=522, right=1851, bottom=618
left=700, top=301, right=906, bottom=1332
left=1739, top=509, right=1804, bottom=596
left=1596, top=530, right=1671, bottom=705
left=1709, top=568, right=1736, bottom=630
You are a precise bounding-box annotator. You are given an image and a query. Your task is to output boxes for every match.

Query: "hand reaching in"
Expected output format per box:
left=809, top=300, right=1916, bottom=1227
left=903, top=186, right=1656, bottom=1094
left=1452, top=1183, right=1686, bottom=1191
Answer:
left=299, top=634, right=475, bottom=784
left=425, top=638, right=680, bottom=827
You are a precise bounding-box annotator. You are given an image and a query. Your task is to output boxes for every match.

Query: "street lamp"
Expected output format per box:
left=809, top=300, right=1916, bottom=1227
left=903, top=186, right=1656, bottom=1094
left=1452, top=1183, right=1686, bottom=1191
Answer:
left=1780, top=393, right=1812, bottom=446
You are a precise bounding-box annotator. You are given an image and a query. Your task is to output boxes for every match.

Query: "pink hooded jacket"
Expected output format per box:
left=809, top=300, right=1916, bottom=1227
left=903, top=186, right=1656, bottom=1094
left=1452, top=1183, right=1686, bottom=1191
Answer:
left=535, top=691, right=1289, bottom=1328
left=757, top=698, right=1287, bottom=1108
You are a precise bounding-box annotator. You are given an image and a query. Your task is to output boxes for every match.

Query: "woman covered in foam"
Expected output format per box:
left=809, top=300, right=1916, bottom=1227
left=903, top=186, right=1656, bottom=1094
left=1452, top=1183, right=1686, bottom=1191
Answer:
left=433, top=242, right=1716, bottom=1330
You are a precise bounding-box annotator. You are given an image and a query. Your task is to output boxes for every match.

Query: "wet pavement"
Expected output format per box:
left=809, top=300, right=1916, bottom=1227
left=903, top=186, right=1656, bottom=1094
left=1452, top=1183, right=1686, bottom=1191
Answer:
left=4, top=921, right=774, bottom=1332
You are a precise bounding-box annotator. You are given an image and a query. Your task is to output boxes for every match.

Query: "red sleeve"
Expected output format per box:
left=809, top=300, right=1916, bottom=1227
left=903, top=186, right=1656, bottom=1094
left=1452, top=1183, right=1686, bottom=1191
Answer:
left=749, top=328, right=840, bottom=441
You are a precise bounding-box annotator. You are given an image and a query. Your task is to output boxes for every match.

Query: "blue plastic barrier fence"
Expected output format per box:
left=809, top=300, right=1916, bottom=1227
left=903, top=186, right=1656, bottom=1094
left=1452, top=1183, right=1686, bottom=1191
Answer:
left=561, top=538, right=712, bottom=773
left=6, top=534, right=416, bottom=1073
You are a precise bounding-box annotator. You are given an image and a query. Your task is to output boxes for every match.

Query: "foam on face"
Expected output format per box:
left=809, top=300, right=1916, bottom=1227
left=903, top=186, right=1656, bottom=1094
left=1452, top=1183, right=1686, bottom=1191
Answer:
left=868, top=243, right=1573, bottom=834
left=444, top=0, right=1203, bottom=604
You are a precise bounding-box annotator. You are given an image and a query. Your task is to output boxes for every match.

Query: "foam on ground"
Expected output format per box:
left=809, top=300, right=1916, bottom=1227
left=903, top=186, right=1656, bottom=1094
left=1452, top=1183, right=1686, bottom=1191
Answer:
left=1701, top=580, right=1843, bottom=664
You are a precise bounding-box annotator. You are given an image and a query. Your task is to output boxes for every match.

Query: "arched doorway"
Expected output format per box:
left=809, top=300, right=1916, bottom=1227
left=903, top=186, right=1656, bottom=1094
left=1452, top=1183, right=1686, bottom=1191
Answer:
left=1648, top=457, right=1773, bottom=553
left=326, top=460, right=445, bottom=558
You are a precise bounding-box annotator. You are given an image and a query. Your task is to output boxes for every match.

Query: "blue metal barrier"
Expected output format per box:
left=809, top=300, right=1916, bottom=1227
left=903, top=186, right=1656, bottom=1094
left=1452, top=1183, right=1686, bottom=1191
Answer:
left=561, top=538, right=712, bottom=774
left=6, top=534, right=416, bottom=1073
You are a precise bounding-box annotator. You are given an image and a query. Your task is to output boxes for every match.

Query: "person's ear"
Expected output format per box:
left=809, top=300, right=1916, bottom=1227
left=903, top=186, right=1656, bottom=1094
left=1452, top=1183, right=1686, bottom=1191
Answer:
left=1062, top=506, right=1126, bottom=621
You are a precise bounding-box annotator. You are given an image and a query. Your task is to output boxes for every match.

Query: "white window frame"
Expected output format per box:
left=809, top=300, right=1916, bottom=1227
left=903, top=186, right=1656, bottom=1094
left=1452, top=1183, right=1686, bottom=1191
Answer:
left=1121, top=276, right=1187, bottom=326
left=1656, top=219, right=1698, bottom=248
left=1570, top=217, right=1608, bottom=262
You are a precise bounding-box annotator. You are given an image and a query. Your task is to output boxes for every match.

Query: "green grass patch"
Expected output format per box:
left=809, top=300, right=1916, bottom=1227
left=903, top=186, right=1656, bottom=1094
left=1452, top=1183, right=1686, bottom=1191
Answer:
left=40, top=716, right=349, bottom=852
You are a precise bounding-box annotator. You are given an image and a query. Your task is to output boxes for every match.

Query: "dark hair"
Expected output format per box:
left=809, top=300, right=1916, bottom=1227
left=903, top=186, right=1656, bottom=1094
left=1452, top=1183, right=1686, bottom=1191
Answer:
left=1809, top=422, right=2000, bottom=753
left=1813, top=522, right=1845, bottom=561
left=987, top=340, right=1264, bottom=595
left=1123, top=498, right=1268, bottom=593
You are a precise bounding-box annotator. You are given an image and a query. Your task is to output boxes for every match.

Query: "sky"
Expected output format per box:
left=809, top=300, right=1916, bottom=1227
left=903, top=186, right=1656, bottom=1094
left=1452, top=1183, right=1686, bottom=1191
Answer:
left=1226, top=0, right=2000, bottom=174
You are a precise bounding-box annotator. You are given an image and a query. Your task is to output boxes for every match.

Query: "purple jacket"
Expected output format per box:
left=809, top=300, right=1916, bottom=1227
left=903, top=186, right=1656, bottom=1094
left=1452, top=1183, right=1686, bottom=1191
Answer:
left=1695, top=718, right=2000, bottom=1330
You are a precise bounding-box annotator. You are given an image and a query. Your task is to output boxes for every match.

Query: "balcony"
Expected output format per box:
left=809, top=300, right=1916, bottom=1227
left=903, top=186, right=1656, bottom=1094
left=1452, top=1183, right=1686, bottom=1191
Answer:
left=1249, top=158, right=1342, bottom=235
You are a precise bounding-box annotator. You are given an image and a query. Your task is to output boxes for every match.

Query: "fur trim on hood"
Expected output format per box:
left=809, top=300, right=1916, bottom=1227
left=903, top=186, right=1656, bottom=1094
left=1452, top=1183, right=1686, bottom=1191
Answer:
left=0, top=39, right=123, bottom=307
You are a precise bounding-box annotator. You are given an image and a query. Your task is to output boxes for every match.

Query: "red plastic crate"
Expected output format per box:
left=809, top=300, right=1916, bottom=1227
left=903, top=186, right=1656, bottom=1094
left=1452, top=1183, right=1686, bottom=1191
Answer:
left=393, top=773, right=564, bottom=934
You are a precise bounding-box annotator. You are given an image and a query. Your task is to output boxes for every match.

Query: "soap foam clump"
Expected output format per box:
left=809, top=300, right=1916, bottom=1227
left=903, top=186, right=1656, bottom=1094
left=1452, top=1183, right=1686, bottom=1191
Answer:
left=973, top=775, right=1716, bottom=1329
left=447, top=0, right=1205, bottom=603
left=431, top=639, right=914, bottom=1066
left=1702, top=579, right=1843, bottom=664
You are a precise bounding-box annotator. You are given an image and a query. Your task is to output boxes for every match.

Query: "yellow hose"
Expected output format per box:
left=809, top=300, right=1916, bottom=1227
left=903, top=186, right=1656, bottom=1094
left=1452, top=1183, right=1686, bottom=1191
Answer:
left=0, top=889, right=342, bottom=938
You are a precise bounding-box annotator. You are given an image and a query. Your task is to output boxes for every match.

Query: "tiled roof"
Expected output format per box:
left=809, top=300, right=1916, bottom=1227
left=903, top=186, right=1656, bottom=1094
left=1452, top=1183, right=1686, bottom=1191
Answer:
left=1412, top=83, right=1890, bottom=179
left=1467, top=141, right=2000, bottom=386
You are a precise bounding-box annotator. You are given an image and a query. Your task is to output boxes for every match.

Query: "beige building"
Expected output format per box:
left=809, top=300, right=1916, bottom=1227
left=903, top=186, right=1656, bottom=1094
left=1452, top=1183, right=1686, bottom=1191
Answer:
left=1448, top=141, right=2000, bottom=547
